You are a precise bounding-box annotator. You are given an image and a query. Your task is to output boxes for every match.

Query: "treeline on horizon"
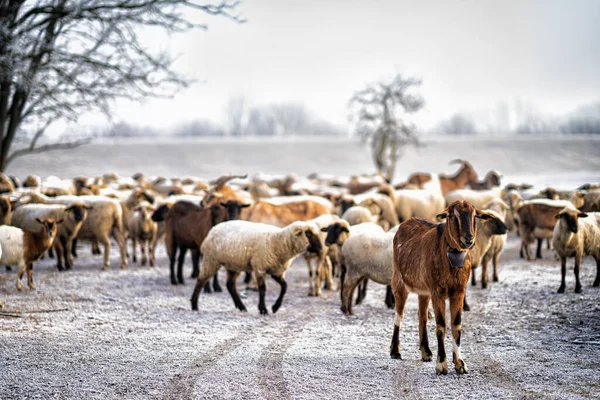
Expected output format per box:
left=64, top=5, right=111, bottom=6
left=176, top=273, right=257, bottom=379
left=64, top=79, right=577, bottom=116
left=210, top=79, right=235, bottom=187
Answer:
left=103, top=98, right=600, bottom=138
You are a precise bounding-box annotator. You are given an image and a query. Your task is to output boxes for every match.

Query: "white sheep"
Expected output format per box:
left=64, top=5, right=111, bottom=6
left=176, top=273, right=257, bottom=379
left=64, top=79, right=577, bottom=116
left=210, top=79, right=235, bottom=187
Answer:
left=444, top=187, right=503, bottom=209
left=128, top=202, right=158, bottom=267
left=477, top=199, right=510, bottom=288
left=339, top=223, right=398, bottom=315
left=0, top=219, right=59, bottom=291
left=190, top=220, right=323, bottom=314
left=552, top=208, right=600, bottom=293
left=341, top=205, right=379, bottom=226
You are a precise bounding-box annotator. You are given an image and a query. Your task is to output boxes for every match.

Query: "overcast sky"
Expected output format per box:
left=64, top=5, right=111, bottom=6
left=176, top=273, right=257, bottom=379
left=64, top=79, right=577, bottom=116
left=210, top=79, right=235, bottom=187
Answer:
left=99, top=0, right=600, bottom=132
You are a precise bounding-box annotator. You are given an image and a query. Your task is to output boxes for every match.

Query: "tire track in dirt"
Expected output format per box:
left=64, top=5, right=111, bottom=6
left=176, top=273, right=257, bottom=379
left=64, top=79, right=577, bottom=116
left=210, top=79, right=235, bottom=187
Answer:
left=255, top=307, right=320, bottom=399
left=161, top=330, right=252, bottom=400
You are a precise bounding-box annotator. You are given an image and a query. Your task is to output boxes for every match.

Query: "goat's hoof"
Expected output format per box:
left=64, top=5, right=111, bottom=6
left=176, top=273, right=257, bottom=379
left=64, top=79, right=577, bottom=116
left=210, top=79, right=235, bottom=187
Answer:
left=29, top=284, right=36, bottom=290
left=259, top=307, right=268, bottom=315
left=421, top=350, right=433, bottom=362
left=16, top=283, right=23, bottom=292
left=191, top=302, right=198, bottom=311
left=272, top=303, right=281, bottom=314
left=120, top=264, right=127, bottom=269
left=141, top=260, right=146, bottom=266
left=213, top=285, right=222, bottom=293
left=103, top=265, right=110, bottom=271
left=238, top=306, right=248, bottom=312
left=481, top=282, right=488, bottom=289
left=463, top=303, right=471, bottom=312
left=65, top=265, right=72, bottom=271
left=150, top=262, right=155, bottom=267
left=436, top=360, right=448, bottom=375
left=575, top=285, right=582, bottom=294
left=455, top=361, right=468, bottom=375
left=57, top=266, right=64, bottom=272
left=178, top=279, right=185, bottom=285
left=171, top=280, right=178, bottom=285
left=493, top=276, right=499, bottom=282
left=593, top=280, right=600, bottom=287
left=390, top=351, right=402, bottom=360
left=557, top=285, right=565, bottom=294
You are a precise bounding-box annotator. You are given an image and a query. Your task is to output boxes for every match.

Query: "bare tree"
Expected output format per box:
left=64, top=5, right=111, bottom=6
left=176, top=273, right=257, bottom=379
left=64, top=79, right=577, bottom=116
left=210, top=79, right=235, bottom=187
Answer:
left=349, top=74, right=424, bottom=182
left=0, top=1, right=242, bottom=171
left=224, top=95, right=247, bottom=136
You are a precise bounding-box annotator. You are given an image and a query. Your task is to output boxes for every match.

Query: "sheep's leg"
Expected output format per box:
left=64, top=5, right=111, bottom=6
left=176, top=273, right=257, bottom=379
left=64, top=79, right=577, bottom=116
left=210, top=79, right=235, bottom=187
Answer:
left=191, top=249, right=200, bottom=279
left=226, top=270, right=246, bottom=312
left=66, top=238, right=74, bottom=266
left=47, top=246, right=54, bottom=258
left=191, top=258, right=220, bottom=310
left=594, top=255, right=600, bottom=287
left=270, top=273, right=288, bottom=314
left=16, top=261, right=26, bottom=291
left=385, top=285, right=394, bottom=309
left=314, top=254, right=325, bottom=297
left=140, top=240, right=148, bottom=266
left=450, top=291, right=468, bottom=374
left=536, top=238, right=543, bottom=259
left=305, top=255, right=315, bottom=296
left=212, top=271, right=222, bottom=292
left=92, top=239, right=101, bottom=255
left=323, top=256, right=334, bottom=291
left=243, top=271, right=252, bottom=284
left=341, top=277, right=358, bottom=315
left=339, top=263, right=346, bottom=304
left=432, top=295, right=448, bottom=375
left=131, top=237, right=137, bottom=263
left=177, top=247, right=187, bottom=285
left=574, top=254, right=582, bottom=293
left=356, top=279, right=368, bottom=305
left=149, top=234, right=156, bottom=267
left=71, top=238, right=78, bottom=258
left=546, top=238, right=551, bottom=250
left=558, top=256, right=567, bottom=293
left=390, top=284, right=408, bottom=359
left=481, top=252, right=492, bottom=289
left=256, top=274, right=268, bottom=315
left=492, top=251, right=500, bottom=282
left=112, top=226, right=127, bottom=269
left=27, top=263, right=35, bottom=290
left=470, top=266, right=477, bottom=286
left=54, top=239, right=64, bottom=271
left=418, top=295, right=432, bottom=361
left=100, top=235, right=111, bottom=270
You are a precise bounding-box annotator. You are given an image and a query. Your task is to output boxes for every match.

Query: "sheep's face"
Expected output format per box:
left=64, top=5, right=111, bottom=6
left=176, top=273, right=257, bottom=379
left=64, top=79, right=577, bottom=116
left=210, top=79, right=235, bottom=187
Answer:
left=338, top=198, right=356, bottom=214
left=220, top=201, right=251, bottom=221
left=321, top=223, right=350, bottom=246
left=66, top=204, right=90, bottom=223
left=556, top=210, right=588, bottom=234
left=151, top=204, right=171, bottom=222
left=488, top=171, right=502, bottom=187
left=478, top=211, right=508, bottom=237
left=296, top=226, right=322, bottom=254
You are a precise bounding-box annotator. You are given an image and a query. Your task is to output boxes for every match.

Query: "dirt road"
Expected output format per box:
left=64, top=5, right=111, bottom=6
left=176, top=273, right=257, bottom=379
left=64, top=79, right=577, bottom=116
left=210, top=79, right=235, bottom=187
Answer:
left=1, top=235, right=599, bottom=399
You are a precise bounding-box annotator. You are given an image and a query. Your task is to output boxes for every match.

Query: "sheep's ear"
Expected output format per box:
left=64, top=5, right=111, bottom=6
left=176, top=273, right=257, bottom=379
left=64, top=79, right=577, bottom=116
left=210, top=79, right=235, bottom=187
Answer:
left=576, top=192, right=585, bottom=198
left=579, top=212, right=588, bottom=218
left=220, top=202, right=228, bottom=207
left=64, top=206, right=72, bottom=212
left=35, top=217, right=43, bottom=224
left=241, top=203, right=251, bottom=208
left=295, top=228, right=303, bottom=236
left=84, top=205, right=93, bottom=210
left=320, top=227, right=329, bottom=232
left=56, top=219, right=64, bottom=224
left=475, top=210, right=492, bottom=220
left=436, top=212, right=448, bottom=221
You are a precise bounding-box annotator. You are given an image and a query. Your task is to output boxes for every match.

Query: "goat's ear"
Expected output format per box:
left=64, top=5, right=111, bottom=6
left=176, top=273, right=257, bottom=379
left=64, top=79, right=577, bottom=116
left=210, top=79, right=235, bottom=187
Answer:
left=35, top=217, right=43, bottom=224
left=579, top=212, right=588, bottom=218
left=320, top=227, right=329, bottom=232
left=295, top=228, right=303, bottom=236
left=436, top=212, right=448, bottom=221
left=220, top=202, right=227, bottom=207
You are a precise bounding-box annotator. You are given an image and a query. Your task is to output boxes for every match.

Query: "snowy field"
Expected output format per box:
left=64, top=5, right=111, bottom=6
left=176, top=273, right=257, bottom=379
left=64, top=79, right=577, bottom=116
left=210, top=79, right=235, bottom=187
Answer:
left=1, top=136, right=600, bottom=399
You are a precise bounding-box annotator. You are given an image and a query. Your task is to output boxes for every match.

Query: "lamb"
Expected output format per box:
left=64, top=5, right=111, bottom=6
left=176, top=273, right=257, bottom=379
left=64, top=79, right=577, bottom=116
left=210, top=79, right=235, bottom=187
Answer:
left=552, top=208, right=600, bottom=293
left=191, top=220, right=322, bottom=314
left=128, top=202, right=158, bottom=267
left=0, top=218, right=59, bottom=290
left=25, top=192, right=127, bottom=270
left=339, top=223, right=398, bottom=315
left=390, top=201, right=489, bottom=375
left=303, top=214, right=350, bottom=296
left=11, top=202, right=90, bottom=270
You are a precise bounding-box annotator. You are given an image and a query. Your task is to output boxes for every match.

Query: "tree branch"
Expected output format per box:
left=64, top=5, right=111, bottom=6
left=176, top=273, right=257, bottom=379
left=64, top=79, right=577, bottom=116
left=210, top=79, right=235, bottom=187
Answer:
left=7, top=137, right=92, bottom=165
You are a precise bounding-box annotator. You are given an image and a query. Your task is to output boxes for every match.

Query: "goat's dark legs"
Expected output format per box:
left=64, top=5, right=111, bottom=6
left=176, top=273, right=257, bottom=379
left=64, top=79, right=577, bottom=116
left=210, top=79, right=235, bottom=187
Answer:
left=226, top=270, right=246, bottom=311
left=191, top=249, right=200, bottom=279
left=385, top=285, right=395, bottom=309
left=177, top=246, right=187, bottom=285
left=270, top=273, right=288, bottom=313
left=390, top=284, right=408, bottom=359
left=418, top=295, right=432, bottom=361
left=432, top=295, right=448, bottom=375
left=450, top=291, right=468, bottom=374
left=536, top=238, right=543, bottom=259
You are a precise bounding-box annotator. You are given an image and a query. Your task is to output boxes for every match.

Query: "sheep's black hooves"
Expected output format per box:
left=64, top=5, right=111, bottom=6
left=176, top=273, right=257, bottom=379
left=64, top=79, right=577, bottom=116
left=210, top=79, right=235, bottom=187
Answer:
left=493, top=276, right=499, bottom=282
left=272, top=303, right=282, bottom=313
left=593, top=281, right=600, bottom=287
left=203, top=286, right=212, bottom=293
left=213, top=285, right=222, bottom=293
left=481, top=283, right=488, bottom=289
left=178, top=279, right=185, bottom=285
left=170, top=279, right=178, bottom=285
left=191, top=302, right=198, bottom=311
left=259, top=307, right=268, bottom=315
left=557, top=286, right=565, bottom=294
left=575, top=285, right=582, bottom=294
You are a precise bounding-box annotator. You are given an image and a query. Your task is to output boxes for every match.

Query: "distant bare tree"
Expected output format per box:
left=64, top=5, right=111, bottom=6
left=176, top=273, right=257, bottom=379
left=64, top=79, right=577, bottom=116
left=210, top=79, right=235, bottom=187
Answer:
left=224, top=95, right=247, bottom=136
left=0, top=1, right=242, bottom=171
left=271, top=103, right=310, bottom=136
left=349, top=74, right=424, bottom=182
left=436, top=113, right=477, bottom=135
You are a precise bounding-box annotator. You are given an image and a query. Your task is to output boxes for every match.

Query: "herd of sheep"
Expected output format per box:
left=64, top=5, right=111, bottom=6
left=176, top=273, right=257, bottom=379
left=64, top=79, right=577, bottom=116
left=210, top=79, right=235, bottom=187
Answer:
left=0, top=160, right=598, bottom=375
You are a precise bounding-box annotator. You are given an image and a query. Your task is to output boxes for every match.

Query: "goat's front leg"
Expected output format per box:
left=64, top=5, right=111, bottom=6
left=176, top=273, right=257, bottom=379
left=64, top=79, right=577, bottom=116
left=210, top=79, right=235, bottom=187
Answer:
left=270, top=273, right=288, bottom=313
left=432, top=295, right=448, bottom=375
left=418, top=295, right=432, bottom=361
left=450, top=291, right=468, bottom=374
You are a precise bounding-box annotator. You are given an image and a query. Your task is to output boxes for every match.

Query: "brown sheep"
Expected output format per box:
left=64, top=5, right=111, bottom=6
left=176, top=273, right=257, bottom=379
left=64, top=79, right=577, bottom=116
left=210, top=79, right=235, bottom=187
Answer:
left=390, top=200, right=489, bottom=375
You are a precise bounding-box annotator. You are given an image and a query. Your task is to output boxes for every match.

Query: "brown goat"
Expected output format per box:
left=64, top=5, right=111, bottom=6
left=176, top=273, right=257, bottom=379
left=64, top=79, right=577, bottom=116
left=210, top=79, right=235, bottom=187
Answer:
left=390, top=200, right=488, bottom=375
left=468, top=170, right=502, bottom=190
left=201, top=174, right=248, bottom=207
left=0, top=195, right=12, bottom=225
left=517, top=202, right=569, bottom=260
left=439, top=159, right=478, bottom=196
left=163, top=201, right=231, bottom=287
left=244, top=199, right=329, bottom=227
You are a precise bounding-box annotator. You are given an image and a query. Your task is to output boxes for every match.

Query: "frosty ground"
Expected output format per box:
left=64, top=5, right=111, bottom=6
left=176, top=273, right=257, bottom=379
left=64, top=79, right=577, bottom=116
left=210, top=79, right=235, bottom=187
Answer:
left=1, top=136, right=600, bottom=399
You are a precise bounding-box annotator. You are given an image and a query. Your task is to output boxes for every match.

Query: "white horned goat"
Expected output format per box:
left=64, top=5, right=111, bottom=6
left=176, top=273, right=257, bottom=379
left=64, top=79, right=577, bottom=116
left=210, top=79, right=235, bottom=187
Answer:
left=191, top=220, right=322, bottom=314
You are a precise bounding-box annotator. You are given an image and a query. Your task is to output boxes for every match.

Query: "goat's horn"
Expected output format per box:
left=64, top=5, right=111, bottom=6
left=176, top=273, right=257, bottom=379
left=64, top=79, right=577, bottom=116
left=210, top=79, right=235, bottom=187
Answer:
left=210, top=174, right=248, bottom=190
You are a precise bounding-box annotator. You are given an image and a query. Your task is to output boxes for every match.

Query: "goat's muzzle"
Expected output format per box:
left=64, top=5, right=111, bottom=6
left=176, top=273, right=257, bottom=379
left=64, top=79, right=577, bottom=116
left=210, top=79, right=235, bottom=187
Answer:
left=447, top=249, right=467, bottom=269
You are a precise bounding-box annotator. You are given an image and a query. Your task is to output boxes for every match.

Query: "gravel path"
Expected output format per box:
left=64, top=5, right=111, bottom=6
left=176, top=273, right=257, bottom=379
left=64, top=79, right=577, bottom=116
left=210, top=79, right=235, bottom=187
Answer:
left=1, top=235, right=599, bottom=399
